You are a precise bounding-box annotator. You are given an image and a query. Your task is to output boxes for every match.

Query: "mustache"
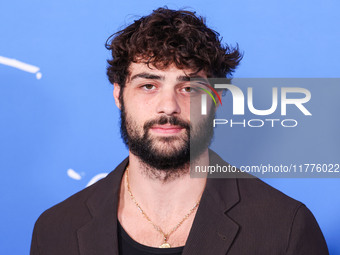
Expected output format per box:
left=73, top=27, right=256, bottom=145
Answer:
left=143, top=115, right=191, bottom=131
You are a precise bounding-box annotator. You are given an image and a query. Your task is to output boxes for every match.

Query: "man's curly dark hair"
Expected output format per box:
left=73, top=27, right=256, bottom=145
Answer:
left=105, top=7, right=242, bottom=91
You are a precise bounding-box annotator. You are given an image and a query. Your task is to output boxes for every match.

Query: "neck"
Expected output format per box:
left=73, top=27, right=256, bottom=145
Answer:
left=125, top=149, right=209, bottom=216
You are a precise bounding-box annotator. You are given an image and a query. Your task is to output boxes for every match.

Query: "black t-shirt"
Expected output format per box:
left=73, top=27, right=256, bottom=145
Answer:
left=117, top=220, right=184, bottom=255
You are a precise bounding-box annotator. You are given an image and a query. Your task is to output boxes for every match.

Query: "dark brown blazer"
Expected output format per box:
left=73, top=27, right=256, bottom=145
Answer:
left=30, top=150, right=329, bottom=254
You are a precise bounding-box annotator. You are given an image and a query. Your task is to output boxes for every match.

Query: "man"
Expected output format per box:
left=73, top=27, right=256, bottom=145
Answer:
left=30, top=8, right=329, bottom=255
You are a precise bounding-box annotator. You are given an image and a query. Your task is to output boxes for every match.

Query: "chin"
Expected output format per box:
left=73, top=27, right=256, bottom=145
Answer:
left=151, top=140, right=187, bottom=153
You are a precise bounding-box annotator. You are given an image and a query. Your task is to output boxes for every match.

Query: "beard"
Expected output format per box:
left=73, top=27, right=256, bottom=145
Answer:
left=119, top=98, right=215, bottom=175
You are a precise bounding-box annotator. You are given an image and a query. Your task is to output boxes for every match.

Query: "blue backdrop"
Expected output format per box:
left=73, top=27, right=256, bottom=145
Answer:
left=0, top=0, right=339, bottom=254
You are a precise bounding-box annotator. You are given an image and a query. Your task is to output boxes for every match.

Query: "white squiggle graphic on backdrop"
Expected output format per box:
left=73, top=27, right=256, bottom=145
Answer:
left=86, top=173, right=108, bottom=187
left=67, top=168, right=108, bottom=187
left=0, top=56, right=42, bottom=79
left=67, top=168, right=82, bottom=180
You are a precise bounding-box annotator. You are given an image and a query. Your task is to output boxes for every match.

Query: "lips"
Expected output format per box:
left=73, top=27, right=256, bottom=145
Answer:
left=150, top=124, right=184, bottom=134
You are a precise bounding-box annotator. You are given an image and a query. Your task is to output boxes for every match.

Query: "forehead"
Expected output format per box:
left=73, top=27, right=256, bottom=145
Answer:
left=126, top=62, right=207, bottom=82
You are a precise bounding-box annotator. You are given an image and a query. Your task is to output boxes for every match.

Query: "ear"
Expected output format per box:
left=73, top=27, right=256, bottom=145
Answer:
left=113, top=83, right=121, bottom=110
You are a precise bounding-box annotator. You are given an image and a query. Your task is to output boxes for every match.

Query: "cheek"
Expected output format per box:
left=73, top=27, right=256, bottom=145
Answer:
left=189, top=96, right=215, bottom=124
left=189, top=96, right=201, bottom=122
left=124, top=89, right=149, bottom=111
left=127, top=90, right=155, bottom=109
left=176, top=95, right=191, bottom=114
left=124, top=101, right=150, bottom=130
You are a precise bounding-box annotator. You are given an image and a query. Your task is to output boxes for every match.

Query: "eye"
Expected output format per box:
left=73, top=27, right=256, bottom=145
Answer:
left=181, top=86, right=198, bottom=93
left=141, top=84, right=156, bottom=90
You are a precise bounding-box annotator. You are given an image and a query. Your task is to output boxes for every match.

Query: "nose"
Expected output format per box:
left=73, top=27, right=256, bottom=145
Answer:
left=156, top=89, right=181, bottom=116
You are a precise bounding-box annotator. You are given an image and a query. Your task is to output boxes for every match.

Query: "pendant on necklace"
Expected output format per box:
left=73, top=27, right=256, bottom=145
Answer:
left=159, top=242, right=171, bottom=248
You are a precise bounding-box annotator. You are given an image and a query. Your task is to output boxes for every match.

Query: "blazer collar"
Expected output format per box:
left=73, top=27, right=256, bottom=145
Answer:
left=181, top=150, right=240, bottom=255
left=77, top=158, right=127, bottom=255
left=77, top=150, right=240, bottom=255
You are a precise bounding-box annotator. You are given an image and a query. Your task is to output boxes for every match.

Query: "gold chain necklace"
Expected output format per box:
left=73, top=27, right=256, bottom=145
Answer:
left=125, top=166, right=201, bottom=248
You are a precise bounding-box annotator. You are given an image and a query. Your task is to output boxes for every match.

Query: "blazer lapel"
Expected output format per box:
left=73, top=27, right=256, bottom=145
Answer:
left=77, top=158, right=129, bottom=255
left=182, top=150, right=241, bottom=255
left=76, top=150, right=239, bottom=255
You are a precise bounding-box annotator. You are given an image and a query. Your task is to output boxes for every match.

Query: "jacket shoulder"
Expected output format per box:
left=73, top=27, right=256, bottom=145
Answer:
left=35, top=156, right=128, bottom=224
left=30, top=175, right=107, bottom=254
left=38, top=174, right=106, bottom=221
left=230, top=177, right=328, bottom=254
left=237, top=177, right=301, bottom=207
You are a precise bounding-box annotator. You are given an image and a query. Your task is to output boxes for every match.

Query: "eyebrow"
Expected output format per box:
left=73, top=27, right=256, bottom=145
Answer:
left=130, top=72, right=207, bottom=82
left=177, top=75, right=207, bottom=82
left=130, top=73, right=164, bottom=81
